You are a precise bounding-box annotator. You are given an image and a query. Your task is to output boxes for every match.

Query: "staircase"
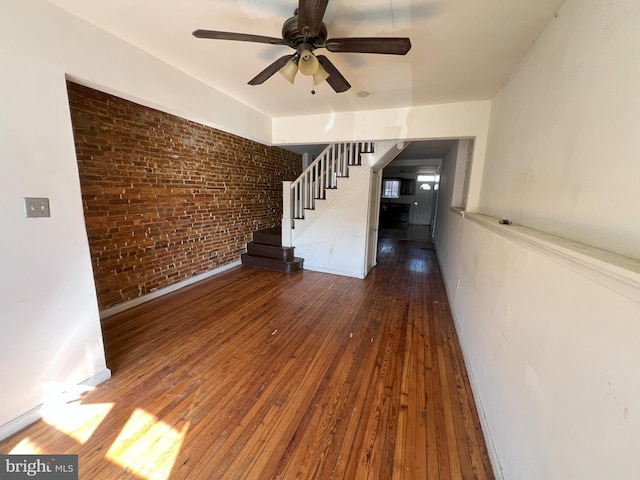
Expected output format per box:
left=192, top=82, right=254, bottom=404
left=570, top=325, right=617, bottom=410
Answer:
left=284, top=140, right=408, bottom=278
left=281, top=142, right=375, bottom=247
left=243, top=140, right=406, bottom=277
left=289, top=142, right=374, bottom=221
left=241, top=227, right=303, bottom=273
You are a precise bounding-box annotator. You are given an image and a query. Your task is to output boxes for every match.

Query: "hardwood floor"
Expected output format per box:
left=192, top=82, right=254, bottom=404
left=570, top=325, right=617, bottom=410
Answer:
left=0, top=238, right=494, bottom=479
left=379, top=224, right=432, bottom=242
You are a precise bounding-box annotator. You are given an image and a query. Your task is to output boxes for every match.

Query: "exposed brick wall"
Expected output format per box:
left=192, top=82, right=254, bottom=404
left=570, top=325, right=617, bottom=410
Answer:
left=67, top=82, right=301, bottom=310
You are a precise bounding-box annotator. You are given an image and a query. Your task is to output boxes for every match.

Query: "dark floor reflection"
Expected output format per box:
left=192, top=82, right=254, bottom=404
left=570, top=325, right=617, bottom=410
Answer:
left=379, top=224, right=432, bottom=242
left=376, top=235, right=434, bottom=273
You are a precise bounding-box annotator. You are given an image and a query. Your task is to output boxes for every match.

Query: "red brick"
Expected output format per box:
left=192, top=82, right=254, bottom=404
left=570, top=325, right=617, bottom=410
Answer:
left=68, top=82, right=301, bottom=310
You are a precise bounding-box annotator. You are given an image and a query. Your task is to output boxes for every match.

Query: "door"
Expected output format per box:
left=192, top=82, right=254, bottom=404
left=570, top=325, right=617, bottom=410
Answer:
left=410, top=181, right=437, bottom=225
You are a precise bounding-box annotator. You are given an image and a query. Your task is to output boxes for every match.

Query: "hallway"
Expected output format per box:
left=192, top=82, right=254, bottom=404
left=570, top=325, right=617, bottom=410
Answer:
left=0, top=238, right=493, bottom=479
left=379, top=224, right=433, bottom=243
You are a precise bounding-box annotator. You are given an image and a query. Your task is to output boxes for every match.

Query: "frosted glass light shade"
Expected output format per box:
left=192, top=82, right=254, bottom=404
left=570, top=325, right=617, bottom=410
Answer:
left=279, top=59, right=298, bottom=84
left=313, top=63, right=330, bottom=85
left=298, top=50, right=319, bottom=76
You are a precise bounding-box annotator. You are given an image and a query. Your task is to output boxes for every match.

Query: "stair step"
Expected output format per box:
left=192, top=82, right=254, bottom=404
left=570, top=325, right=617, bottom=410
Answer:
left=247, top=242, right=295, bottom=261
left=241, top=254, right=303, bottom=273
left=252, top=227, right=281, bottom=246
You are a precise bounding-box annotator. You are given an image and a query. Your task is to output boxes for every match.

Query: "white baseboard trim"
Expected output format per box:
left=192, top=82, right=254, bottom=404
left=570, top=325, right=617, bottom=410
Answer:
left=302, top=263, right=366, bottom=279
left=80, top=368, right=112, bottom=388
left=100, top=261, right=242, bottom=319
left=0, top=405, right=42, bottom=444
left=0, top=368, right=112, bottom=442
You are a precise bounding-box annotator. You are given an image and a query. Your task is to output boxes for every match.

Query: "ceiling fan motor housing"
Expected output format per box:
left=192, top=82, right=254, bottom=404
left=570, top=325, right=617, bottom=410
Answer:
left=282, top=15, right=328, bottom=50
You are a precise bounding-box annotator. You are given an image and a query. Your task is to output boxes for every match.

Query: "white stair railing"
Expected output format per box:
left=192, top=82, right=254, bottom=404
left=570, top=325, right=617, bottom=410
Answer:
left=282, top=142, right=373, bottom=247
left=293, top=142, right=373, bottom=218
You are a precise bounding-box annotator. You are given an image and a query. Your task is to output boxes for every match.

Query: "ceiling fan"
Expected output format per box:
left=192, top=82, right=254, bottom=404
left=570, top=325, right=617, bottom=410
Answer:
left=193, top=0, right=411, bottom=94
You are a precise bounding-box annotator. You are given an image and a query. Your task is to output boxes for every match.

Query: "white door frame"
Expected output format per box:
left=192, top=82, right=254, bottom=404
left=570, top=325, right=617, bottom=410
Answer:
left=364, top=170, right=382, bottom=275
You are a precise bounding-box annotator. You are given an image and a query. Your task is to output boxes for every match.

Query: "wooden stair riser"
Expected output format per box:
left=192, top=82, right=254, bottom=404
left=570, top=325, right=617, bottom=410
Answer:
left=252, top=228, right=282, bottom=246
left=241, top=254, right=303, bottom=273
left=247, top=242, right=295, bottom=262
left=242, top=227, right=303, bottom=273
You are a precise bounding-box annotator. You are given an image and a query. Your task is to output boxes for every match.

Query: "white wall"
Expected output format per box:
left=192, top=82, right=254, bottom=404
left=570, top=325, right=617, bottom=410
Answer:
left=433, top=142, right=462, bottom=294
left=435, top=1, right=640, bottom=478
left=479, top=0, right=640, bottom=260
left=272, top=100, right=491, bottom=212
left=293, top=169, right=373, bottom=279
left=0, top=0, right=271, bottom=437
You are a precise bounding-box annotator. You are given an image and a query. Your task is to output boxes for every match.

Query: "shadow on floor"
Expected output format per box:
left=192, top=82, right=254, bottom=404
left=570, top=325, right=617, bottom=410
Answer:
left=378, top=224, right=432, bottom=243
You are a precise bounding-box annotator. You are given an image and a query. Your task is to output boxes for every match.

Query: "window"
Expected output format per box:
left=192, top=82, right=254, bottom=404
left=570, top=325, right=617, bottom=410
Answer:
left=417, top=174, right=439, bottom=182
left=382, top=179, right=401, bottom=198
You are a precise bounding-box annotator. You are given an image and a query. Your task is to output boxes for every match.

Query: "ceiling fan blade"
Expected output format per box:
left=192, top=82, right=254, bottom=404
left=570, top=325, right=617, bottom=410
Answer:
left=325, top=37, right=411, bottom=55
left=248, top=55, right=295, bottom=85
left=316, top=55, right=351, bottom=93
left=193, top=29, right=285, bottom=45
left=297, top=0, right=330, bottom=38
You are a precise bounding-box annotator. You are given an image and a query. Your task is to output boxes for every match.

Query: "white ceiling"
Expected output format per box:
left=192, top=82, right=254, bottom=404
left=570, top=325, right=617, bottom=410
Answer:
left=46, top=0, right=565, bottom=118
left=384, top=140, right=453, bottom=175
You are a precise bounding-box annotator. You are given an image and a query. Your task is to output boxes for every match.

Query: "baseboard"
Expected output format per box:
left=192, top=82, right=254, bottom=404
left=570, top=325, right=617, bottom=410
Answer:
left=80, top=368, right=112, bottom=388
left=0, top=368, right=112, bottom=442
left=302, top=263, right=366, bottom=279
left=434, top=249, right=505, bottom=480
left=100, top=261, right=241, bottom=319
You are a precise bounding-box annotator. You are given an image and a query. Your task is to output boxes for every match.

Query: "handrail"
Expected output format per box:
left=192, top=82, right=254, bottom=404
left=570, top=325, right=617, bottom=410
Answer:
left=289, top=142, right=373, bottom=219
left=281, top=142, right=373, bottom=247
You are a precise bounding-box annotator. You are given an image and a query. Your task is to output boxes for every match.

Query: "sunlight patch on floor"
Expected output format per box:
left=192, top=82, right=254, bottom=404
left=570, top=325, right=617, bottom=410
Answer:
left=106, top=408, right=189, bottom=480
left=42, top=402, right=114, bottom=444
left=9, top=437, right=44, bottom=454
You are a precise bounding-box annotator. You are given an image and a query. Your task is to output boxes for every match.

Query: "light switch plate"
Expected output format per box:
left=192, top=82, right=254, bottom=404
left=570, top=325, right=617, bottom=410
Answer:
left=24, top=197, right=50, bottom=218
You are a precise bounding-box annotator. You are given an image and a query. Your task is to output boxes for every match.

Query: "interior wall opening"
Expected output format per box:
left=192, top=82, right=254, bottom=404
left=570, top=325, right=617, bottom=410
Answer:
left=378, top=139, right=457, bottom=244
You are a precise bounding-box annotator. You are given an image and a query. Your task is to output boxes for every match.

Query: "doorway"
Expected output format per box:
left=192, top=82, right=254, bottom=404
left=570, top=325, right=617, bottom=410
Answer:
left=378, top=173, right=440, bottom=243
left=375, top=140, right=453, bottom=244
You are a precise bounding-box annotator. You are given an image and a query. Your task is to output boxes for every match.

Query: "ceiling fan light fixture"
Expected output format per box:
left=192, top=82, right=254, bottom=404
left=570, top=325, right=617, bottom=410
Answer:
left=193, top=0, right=411, bottom=93
left=279, top=57, right=299, bottom=84
left=298, top=49, right=319, bottom=76
left=313, top=63, right=330, bottom=86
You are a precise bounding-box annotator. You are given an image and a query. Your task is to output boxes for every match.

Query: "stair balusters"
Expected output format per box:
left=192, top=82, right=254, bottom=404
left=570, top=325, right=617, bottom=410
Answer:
left=282, top=141, right=374, bottom=248
left=289, top=142, right=373, bottom=220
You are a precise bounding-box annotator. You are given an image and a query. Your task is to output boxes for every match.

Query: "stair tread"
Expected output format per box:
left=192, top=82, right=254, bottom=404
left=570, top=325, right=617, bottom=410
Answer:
left=242, top=253, right=302, bottom=263
left=248, top=242, right=293, bottom=250
left=255, top=226, right=281, bottom=234
left=243, top=252, right=297, bottom=262
left=248, top=241, right=292, bottom=247
left=241, top=253, right=303, bottom=273
left=252, top=227, right=282, bottom=246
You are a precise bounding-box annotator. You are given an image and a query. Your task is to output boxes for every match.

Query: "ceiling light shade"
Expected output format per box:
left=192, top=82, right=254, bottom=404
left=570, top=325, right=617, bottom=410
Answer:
left=298, top=50, right=319, bottom=76
left=279, top=58, right=298, bottom=84
left=312, top=63, right=330, bottom=86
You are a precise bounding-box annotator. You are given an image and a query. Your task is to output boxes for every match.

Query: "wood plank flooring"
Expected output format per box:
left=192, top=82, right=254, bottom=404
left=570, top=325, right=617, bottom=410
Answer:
left=0, top=237, right=494, bottom=479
